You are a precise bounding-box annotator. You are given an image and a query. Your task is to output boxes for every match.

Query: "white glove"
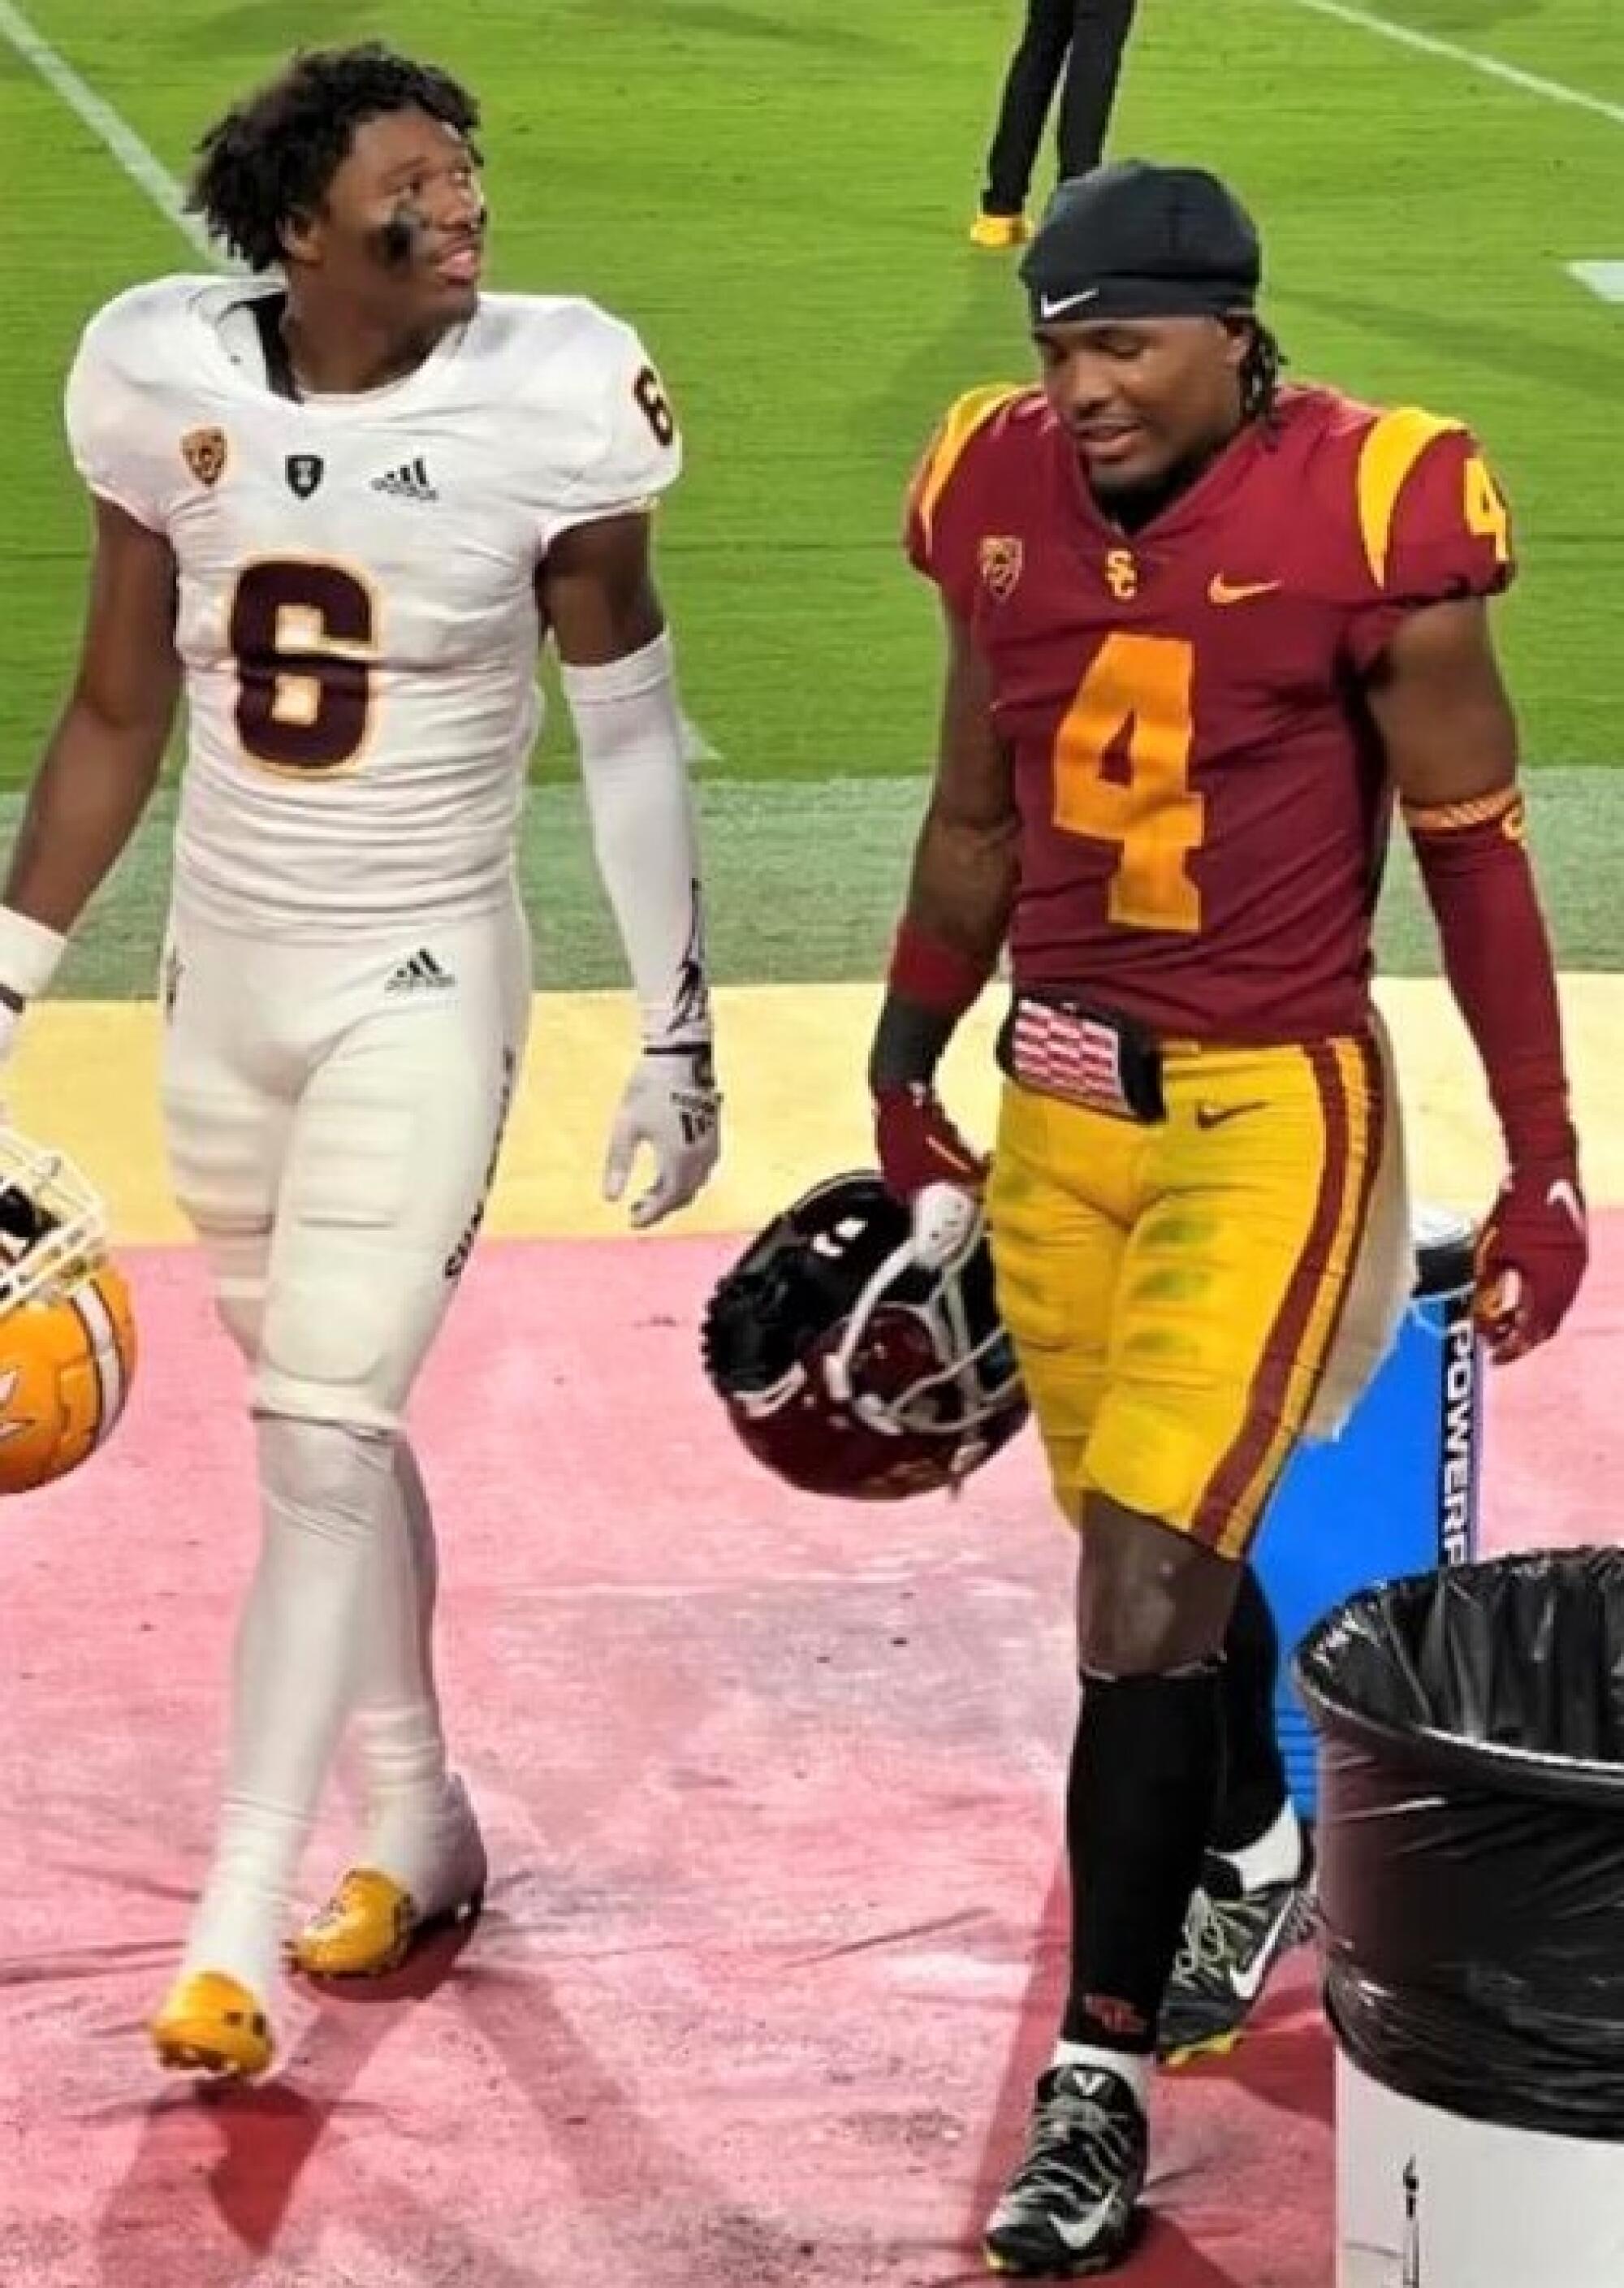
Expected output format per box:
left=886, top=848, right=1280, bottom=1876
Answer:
left=602, top=1043, right=722, bottom=1230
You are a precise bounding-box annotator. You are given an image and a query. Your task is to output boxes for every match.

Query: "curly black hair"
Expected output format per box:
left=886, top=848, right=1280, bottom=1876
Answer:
left=187, top=43, right=481, bottom=271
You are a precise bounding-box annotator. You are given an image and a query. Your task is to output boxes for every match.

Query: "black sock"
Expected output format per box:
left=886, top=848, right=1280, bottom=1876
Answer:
left=1209, top=1564, right=1290, bottom=1855
left=1060, top=1665, right=1223, bottom=2052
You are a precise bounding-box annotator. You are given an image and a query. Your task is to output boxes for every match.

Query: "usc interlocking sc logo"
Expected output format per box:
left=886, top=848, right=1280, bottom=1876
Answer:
left=1105, top=548, right=1138, bottom=599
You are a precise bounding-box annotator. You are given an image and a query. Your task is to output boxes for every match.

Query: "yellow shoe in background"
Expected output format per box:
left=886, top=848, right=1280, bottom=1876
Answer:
left=970, top=211, right=1033, bottom=249
left=149, top=1970, right=274, bottom=2079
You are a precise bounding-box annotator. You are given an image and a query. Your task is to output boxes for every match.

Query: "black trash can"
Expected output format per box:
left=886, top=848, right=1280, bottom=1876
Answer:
left=1294, top=1549, right=1624, bottom=2288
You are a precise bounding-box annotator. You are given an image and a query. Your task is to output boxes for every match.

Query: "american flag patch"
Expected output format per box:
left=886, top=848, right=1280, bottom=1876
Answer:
left=1009, top=999, right=1134, bottom=1118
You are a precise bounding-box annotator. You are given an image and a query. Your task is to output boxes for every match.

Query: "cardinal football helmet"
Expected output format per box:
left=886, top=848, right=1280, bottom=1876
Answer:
left=0, top=1127, right=136, bottom=1495
left=702, top=1171, right=1026, bottom=1500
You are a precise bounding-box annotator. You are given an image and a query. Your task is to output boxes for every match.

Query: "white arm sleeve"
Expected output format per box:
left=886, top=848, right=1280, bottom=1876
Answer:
left=562, top=630, right=710, bottom=1046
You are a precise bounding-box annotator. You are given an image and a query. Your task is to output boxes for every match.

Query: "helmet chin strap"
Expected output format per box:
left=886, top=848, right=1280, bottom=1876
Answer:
left=822, top=1206, right=1022, bottom=1449
left=910, top=1181, right=980, bottom=1272
left=827, top=1179, right=984, bottom=1407
left=823, top=1232, right=920, bottom=1421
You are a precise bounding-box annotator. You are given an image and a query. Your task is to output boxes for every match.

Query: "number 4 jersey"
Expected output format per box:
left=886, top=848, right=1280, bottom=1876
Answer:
left=64, top=275, right=682, bottom=936
left=905, top=382, right=1515, bottom=1041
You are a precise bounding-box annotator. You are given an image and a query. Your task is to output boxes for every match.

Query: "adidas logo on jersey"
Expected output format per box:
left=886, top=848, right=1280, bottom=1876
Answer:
left=386, top=949, right=456, bottom=994
left=371, top=456, right=438, bottom=503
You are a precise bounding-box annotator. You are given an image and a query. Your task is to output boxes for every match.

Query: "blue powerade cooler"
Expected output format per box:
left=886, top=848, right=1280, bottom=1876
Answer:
left=1251, top=1206, right=1483, bottom=1821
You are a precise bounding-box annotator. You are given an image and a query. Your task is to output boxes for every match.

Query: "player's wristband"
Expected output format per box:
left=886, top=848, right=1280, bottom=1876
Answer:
left=869, top=919, right=995, bottom=1092
left=0, top=906, right=68, bottom=1006
left=888, top=917, right=994, bottom=1015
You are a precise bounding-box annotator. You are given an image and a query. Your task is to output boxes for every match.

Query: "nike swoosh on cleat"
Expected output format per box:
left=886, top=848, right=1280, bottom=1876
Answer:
left=1049, top=2196, right=1121, bottom=2251
left=1228, top=1897, right=1299, bottom=2004
left=1207, top=574, right=1283, bottom=605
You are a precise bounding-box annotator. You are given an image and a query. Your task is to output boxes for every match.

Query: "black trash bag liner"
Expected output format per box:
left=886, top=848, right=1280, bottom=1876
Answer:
left=1294, top=1548, right=1624, bottom=2141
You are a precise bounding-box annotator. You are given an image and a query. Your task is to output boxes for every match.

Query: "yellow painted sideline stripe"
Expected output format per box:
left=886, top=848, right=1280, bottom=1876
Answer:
left=14, top=976, right=1624, bottom=1247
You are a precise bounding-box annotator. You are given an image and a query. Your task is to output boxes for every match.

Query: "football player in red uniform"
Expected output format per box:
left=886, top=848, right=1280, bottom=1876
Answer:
left=870, top=161, right=1586, bottom=2274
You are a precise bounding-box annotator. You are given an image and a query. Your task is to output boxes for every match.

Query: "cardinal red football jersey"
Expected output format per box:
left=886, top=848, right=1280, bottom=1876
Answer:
left=905, top=382, right=1515, bottom=1040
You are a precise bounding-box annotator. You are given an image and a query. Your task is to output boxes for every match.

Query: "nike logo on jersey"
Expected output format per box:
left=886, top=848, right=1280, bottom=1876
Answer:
left=1229, top=1897, right=1299, bottom=2003
left=1038, top=288, right=1101, bottom=318
left=371, top=456, right=438, bottom=503
left=1207, top=573, right=1283, bottom=605
left=1194, top=1101, right=1265, bottom=1130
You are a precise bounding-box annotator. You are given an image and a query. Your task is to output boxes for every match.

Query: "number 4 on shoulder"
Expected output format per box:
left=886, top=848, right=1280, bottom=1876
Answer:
left=1463, top=453, right=1511, bottom=564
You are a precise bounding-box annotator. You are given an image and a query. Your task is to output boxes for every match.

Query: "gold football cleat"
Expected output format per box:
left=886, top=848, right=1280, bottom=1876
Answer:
left=288, top=1865, right=484, bottom=1979
left=149, top=1970, right=274, bottom=2079
left=969, top=211, right=1033, bottom=250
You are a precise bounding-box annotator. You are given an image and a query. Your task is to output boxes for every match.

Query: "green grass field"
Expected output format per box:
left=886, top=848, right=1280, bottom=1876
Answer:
left=1, top=0, right=1620, bottom=987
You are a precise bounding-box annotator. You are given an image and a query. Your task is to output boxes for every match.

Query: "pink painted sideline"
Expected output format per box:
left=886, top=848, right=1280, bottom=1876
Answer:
left=0, top=1222, right=1614, bottom=2287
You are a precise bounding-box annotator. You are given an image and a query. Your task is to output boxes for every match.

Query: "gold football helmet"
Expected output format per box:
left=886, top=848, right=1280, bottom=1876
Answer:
left=0, top=1127, right=135, bottom=1495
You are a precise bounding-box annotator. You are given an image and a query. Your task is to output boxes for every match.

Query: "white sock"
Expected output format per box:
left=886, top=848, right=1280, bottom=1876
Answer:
left=345, top=1440, right=473, bottom=1897
left=1215, top=1797, right=1303, bottom=1893
left=179, top=1416, right=394, bottom=2004
left=1050, top=2040, right=1151, bottom=2107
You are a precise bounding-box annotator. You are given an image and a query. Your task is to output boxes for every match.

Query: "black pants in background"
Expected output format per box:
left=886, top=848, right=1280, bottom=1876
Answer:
left=981, top=0, right=1140, bottom=215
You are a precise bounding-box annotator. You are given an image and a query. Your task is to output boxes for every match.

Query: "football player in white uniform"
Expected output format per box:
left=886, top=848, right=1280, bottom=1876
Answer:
left=0, top=43, right=721, bottom=2078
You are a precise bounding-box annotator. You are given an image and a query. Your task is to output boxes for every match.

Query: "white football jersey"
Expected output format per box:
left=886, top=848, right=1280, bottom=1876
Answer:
left=63, top=275, right=681, bottom=935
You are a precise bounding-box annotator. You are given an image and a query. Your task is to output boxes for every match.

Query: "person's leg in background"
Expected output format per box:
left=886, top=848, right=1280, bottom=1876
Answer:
left=975, top=0, right=1075, bottom=244
left=1054, top=0, right=1141, bottom=183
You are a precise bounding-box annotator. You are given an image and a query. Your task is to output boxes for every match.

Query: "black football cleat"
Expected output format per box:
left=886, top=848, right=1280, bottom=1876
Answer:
left=983, top=2063, right=1147, bottom=2276
left=1159, top=1842, right=1315, bottom=2065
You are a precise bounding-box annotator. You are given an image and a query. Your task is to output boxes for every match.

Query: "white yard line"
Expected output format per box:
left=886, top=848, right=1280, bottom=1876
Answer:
left=1569, top=261, right=1624, bottom=305
left=1276, top=0, right=1624, bottom=132
left=0, top=0, right=222, bottom=262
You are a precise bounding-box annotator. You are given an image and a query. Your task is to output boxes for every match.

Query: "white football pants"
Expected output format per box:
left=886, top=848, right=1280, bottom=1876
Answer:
left=159, top=893, right=530, bottom=2000
left=160, top=892, right=531, bottom=1429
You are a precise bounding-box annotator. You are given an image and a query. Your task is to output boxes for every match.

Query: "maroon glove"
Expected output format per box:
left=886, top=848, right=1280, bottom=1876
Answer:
left=1474, top=1158, right=1587, bottom=1364
left=874, top=1082, right=987, bottom=1204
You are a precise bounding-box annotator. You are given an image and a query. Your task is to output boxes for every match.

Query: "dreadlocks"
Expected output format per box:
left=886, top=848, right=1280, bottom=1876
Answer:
left=187, top=44, right=481, bottom=272
left=1240, top=321, right=1285, bottom=429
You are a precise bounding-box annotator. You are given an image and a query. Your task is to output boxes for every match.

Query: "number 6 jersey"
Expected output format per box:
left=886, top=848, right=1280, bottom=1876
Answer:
left=64, top=275, right=682, bottom=936
left=905, top=382, right=1515, bottom=1042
